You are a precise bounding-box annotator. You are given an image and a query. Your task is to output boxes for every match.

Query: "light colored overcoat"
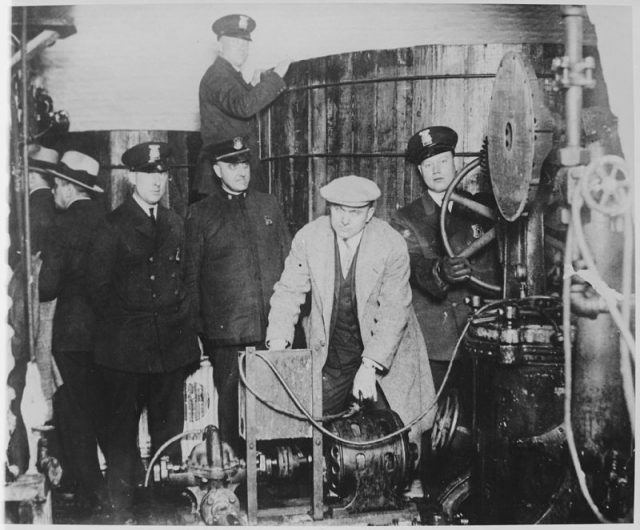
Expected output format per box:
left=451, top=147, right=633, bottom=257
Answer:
left=267, top=215, right=436, bottom=444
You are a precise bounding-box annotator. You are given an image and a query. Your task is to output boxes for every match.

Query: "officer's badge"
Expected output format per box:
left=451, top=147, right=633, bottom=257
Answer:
left=471, top=224, right=484, bottom=239
left=264, top=215, right=273, bottom=226
left=148, top=143, right=160, bottom=162
left=420, top=129, right=433, bottom=146
left=402, top=229, right=412, bottom=240
left=238, top=15, right=248, bottom=30
left=233, top=137, right=243, bottom=150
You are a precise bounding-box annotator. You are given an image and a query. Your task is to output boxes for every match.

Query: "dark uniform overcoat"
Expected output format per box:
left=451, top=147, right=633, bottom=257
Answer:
left=89, top=196, right=199, bottom=372
left=194, top=56, right=286, bottom=196
left=185, top=190, right=291, bottom=346
left=390, top=192, right=499, bottom=361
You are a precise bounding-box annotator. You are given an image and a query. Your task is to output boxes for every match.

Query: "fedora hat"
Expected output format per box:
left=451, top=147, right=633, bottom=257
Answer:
left=49, top=151, right=104, bottom=193
left=28, top=144, right=59, bottom=174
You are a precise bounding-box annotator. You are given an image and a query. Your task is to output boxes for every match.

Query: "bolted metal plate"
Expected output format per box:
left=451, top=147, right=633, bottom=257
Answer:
left=488, top=52, right=553, bottom=221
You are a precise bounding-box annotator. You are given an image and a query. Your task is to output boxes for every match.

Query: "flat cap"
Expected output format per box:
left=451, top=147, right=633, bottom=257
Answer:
left=207, top=136, right=250, bottom=164
left=122, top=142, right=171, bottom=173
left=320, top=175, right=381, bottom=207
left=212, top=14, right=256, bottom=41
left=406, top=126, right=458, bottom=165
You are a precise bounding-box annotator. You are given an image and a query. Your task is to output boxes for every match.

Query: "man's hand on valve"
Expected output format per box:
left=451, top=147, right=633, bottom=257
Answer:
left=351, top=361, right=377, bottom=402
left=438, top=256, right=472, bottom=284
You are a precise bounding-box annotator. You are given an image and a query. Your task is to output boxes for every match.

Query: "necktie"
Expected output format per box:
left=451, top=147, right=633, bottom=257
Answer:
left=341, top=239, right=354, bottom=277
left=149, top=207, right=156, bottom=226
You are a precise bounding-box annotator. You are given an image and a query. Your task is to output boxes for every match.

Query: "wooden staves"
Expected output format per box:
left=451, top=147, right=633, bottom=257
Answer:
left=259, top=39, right=610, bottom=233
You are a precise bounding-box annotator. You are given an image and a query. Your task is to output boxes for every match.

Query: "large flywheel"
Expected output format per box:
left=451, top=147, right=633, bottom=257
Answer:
left=487, top=52, right=554, bottom=221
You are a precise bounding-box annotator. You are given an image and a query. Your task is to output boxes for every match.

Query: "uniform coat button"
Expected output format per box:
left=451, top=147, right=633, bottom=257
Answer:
left=149, top=256, right=154, bottom=263
left=150, top=275, right=155, bottom=281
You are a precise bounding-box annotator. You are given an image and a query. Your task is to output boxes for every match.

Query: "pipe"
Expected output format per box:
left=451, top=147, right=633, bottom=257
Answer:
left=21, top=6, right=35, bottom=363
left=562, top=6, right=585, bottom=153
left=283, top=72, right=554, bottom=93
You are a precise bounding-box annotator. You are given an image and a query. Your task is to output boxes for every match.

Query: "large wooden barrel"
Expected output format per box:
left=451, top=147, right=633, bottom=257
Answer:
left=259, top=30, right=611, bottom=233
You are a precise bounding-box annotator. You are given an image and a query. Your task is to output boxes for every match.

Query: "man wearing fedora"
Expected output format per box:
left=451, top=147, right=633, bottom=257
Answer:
left=185, top=136, right=290, bottom=454
left=38, top=150, right=108, bottom=516
left=266, top=175, right=436, bottom=451
left=194, top=13, right=290, bottom=198
left=88, top=142, right=199, bottom=521
left=7, top=144, right=58, bottom=476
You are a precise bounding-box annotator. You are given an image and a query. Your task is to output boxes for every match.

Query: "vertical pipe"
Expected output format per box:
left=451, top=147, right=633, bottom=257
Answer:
left=563, top=6, right=584, bottom=153
left=21, top=6, right=35, bottom=363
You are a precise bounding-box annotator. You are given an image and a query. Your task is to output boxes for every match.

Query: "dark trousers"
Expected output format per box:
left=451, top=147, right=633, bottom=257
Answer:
left=322, top=364, right=390, bottom=415
left=101, top=366, right=186, bottom=512
left=53, top=350, right=107, bottom=506
left=203, top=341, right=261, bottom=457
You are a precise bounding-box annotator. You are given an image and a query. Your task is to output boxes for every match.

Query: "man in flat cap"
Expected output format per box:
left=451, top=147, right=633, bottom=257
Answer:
left=194, top=13, right=290, bottom=198
left=88, top=142, right=199, bottom=522
left=266, top=175, right=436, bottom=450
left=390, top=126, right=499, bottom=391
left=185, top=136, right=291, bottom=454
left=37, top=150, right=107, bottom=516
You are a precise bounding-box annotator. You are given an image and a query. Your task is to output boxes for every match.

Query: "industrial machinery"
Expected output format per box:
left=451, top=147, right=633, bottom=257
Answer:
left=147, top=348, right=420, bottom=525
left=147, top=7, right=633, bottom=526
left=429, top=5, right=634, bottom=525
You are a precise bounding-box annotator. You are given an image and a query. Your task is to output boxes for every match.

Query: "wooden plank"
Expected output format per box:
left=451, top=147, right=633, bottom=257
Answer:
left=167, top=130, right=189, bottom=218
left=289, top=60, right=309, bottom=232
left=396, top=47, right=415, bottom=209
left=325, top=52, right=354, bottom=184
left=372, top=49, right=398, bottom=222
left=350, top=50, right=376, bottom=181
left=309, top=57, right=327, bottom=221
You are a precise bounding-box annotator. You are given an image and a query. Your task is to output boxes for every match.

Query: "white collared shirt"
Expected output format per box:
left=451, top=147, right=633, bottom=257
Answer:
left=428, top=190, right=453, bottom=212
left=336, top=230, right=364, bottom=277
left=133, top=192, right=158, bottom=220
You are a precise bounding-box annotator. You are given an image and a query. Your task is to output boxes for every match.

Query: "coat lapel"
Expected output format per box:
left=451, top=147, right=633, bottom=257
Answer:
left=307, top=218, right=335, bottom=339
left=155, top=205, right=172, bottom=246
left=355, top=220, right=384, bottom=313
left=127, top=196, right=156, bottom=240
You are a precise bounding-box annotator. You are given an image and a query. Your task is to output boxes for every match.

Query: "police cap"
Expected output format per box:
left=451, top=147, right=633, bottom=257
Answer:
left=406, top=126, right=458, bottom=165
left=121, top=142, right=172, bottom=173
left=207, top=137, right=250, bottom=164
left=212, top=14, right=256, bottom=41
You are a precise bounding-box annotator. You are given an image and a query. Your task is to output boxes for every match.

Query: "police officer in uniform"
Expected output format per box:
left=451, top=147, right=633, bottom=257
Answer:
left=88, top=142, right=199, bottom=522
left=195, top=14, right=290, bottom=198
left=390, top=126, right=499, bottom=391
left=185, top=136, right=291, bottom=454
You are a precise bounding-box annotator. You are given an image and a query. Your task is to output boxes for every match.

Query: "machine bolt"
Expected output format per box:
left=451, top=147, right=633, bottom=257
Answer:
left=315, top=439, right=322, bottom=446
left=229, top=496, right=236, bottom=504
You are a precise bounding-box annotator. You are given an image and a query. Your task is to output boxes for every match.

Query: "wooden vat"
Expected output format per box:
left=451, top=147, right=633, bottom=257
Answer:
left=259, top=15, right=612, bottom=233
